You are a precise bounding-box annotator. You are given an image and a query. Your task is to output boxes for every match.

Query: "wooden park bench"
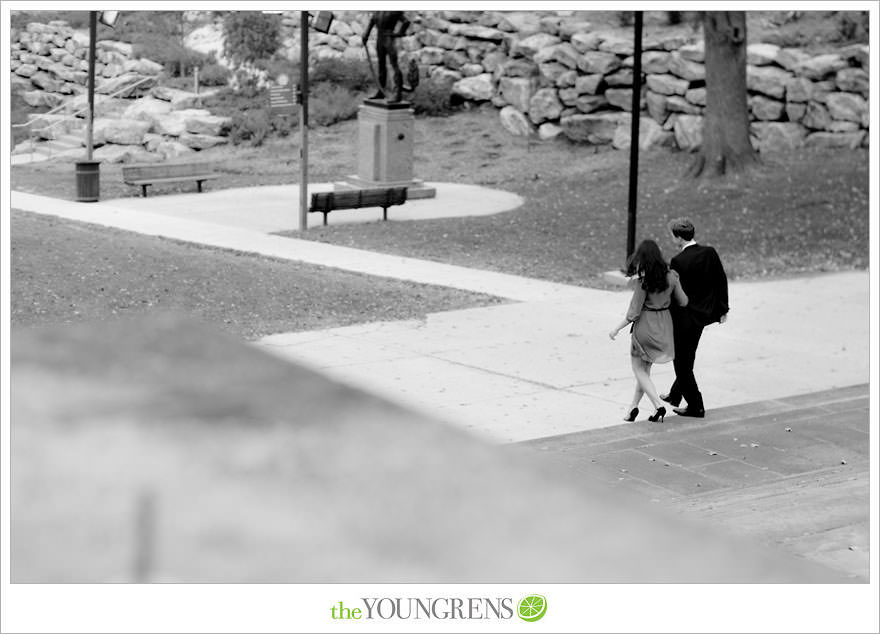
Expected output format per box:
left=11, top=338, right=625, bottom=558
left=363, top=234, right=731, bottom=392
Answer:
left=309, top=187, right=408, bottom=226
left=122, top=162, right=220, bottom=197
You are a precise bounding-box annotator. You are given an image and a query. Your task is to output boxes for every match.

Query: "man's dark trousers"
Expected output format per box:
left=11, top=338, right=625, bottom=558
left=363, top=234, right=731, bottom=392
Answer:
left=668, top=307, right=705, bottom=411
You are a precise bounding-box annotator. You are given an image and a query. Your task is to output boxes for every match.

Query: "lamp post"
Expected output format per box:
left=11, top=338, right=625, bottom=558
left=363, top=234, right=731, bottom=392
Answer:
left=299, top=10, right=309, bottom=232
left=625, top=11, right=643, bottom=262
left=76, top=10, right=118, bottom=202
left=296, top=11, right=333, bottom=231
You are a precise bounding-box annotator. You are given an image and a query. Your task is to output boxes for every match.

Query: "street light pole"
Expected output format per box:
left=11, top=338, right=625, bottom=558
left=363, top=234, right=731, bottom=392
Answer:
left=86, top=10, right=97, bottom=160
left=625, top=11, right=643, bottom=262
left=299, top=10, right=309, bottom=231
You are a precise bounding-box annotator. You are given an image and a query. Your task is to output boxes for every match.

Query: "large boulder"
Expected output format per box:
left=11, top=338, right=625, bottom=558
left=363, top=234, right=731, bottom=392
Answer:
left=151, top=109, right=212, bottom=136
left=825, top=92, right=868, bottom=124
left=185, top=114, right=233, bottom=137
left=746, top=43, right=781, bottom=66
left=178, top=132, right=229, bottom=150
left=93, top=144, right=158, bottom=164
left=678, top=42, right=705, bottom=63
left=577, top=51, right=621, bottom=75
left=575, top=94, right=607, bottom=114
left=665, top=95, right=701, bottom=115
left=533, top=42, right=580, bottom=69
left=97, top=73, right=157, bottom=97
left=603, top=68, right=633, bottom=87
left=156, top=140, right=196, bottom=160
left=796, top=54, right=848, bottom=80
left=605, top=88, right=645, bottom=112
left=775, top=47, right=811, bottom=72
left=750, top=122, right=807, bottom=153
left=97, top=40, right=134, bottom=57
left=666, top=53, right=705, bottom=82
left=612, top=116, right=674, bottom=150
left=570, top=32, right=601, bottom=54
left=646, top=91, right=668, bottom=123
left=834, top=68, right=869, bottom=97
left=452, top=74, right=495, bottom=101
left=749, top=95, right=785, bottom=121
left=747, top=65, right=792, bottom=99
left=538, top=62, right=569, bottom=84
left=123, top=96, right=174, bottom=121
left=537, top=122, right=563, bottom=141
left=802, top=101, right=832, bottom=130
left=151, top=85, right=203, bottom=108
left=673, top=114, right=703, bottom=151
left=498, top=76, right=536, bottom=112
left=640, top=51, right=671, bottom=74
left=95, top=118, right=152, bottom=145
left=498, top=106, right=535, bottom=137
left=528, top=88, right=563, bottom=124
left=123, top=58, right=164, bottom=76
left=21, top=90, right=66, bottom=108
left=574, top=74, right=604, bottom=95
left=559, top=112, right=627, bottom=144
left=511, top=33, right=560, bottom=57
left=785, top=77, right=815, bottom=103
left=804, top=131, right=866, bottom=150
left=645, top=73, right=688, bottom=96
left=597, top=33, right=633, bottom=56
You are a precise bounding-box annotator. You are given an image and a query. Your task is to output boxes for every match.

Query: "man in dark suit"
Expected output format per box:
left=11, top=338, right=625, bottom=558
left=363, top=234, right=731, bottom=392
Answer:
left=662, top=218, right=729, bottom=418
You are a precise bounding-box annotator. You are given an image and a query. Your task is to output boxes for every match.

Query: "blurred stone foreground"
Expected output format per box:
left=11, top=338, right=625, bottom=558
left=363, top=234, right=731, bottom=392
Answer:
left=10, top=313, right=842, bottom=583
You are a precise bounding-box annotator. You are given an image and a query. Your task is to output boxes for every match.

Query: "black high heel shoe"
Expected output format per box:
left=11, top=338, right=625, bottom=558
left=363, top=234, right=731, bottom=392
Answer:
left=648, top=406, right=666, bottom=423
left=623, top=408, right=639, bottom=422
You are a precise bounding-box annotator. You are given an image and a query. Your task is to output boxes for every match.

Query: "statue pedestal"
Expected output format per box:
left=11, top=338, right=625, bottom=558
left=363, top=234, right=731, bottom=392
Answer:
left=336, top=100, right=436, bottom=199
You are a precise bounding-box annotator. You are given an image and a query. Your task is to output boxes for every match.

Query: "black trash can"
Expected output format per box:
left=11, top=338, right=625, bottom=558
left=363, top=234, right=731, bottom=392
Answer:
left=75, top=160, right=101, bottom=202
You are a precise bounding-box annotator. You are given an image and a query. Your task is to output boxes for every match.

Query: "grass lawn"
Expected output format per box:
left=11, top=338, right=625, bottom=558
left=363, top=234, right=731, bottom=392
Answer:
left=9, top=108, right=870, bottom=336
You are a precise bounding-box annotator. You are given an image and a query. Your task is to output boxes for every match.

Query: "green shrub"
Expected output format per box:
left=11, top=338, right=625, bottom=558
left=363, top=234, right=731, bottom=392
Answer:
left=229, top=109, right=271, bottom=146
left=198, top=63, right=229, bottom=86
left=410, top=79, right=458, bottom=117
left=309, top=57, right=374, bottom=92
left=309, top=82, right=362, bottom=126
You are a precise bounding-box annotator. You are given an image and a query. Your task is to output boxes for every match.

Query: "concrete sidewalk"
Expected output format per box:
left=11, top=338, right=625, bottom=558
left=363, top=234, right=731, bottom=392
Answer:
left=10, top=187, right=871, bottom=444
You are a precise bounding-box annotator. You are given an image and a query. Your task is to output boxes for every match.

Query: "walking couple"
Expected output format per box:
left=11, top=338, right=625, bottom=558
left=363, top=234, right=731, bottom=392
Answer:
left=609, top=218, right=729, bottom=423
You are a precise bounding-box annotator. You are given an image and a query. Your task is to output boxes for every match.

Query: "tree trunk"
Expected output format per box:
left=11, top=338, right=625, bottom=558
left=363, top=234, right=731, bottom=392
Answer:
left=687, top=11, right=759, bottom=178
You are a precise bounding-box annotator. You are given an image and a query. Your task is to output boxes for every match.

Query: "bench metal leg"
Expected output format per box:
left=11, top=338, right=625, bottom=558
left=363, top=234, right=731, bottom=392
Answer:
left=323, top=212, right=328, bottom=226
left=197, top=180, right=204, bottom=193
left=382, top=206, right=388, bottom=221
left=141, top=185, right=148, bottom=197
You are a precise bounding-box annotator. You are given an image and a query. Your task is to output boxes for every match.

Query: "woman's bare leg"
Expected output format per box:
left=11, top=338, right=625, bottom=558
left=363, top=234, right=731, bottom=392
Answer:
left=631, top=357, right=662, bottom=409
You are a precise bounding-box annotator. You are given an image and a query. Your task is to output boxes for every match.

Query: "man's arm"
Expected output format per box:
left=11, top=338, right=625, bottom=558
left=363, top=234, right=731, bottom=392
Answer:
left=712, top=248, right=729, bottom=321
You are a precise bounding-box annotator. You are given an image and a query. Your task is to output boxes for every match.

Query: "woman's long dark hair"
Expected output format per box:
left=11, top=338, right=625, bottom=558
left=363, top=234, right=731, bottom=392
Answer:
left=626, top=239, right=669, bottom=293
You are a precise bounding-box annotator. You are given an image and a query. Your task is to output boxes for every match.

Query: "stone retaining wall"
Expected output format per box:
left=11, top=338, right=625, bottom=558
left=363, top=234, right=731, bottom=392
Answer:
left=10, top=20, right=231, bottom=162
left=304, top=10, right=870, bottom=152
left=11, top=12, right=870, bottom=161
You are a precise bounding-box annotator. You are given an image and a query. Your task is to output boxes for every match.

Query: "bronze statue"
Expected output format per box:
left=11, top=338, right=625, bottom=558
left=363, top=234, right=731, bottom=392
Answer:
left=362, top=11, right=412, bottom=103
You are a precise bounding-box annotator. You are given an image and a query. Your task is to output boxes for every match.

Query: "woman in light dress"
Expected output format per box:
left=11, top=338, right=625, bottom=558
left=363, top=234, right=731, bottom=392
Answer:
left=609, top=239, right=688, bottom=423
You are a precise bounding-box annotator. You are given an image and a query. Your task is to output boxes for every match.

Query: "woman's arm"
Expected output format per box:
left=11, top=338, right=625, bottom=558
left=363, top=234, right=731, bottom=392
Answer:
left=610, top=284, right=644, bottom=339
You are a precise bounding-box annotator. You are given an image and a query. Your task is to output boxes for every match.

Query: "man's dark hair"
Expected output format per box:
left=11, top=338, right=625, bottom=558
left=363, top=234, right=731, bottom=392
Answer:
left=668, top=217, right=695, bottom=241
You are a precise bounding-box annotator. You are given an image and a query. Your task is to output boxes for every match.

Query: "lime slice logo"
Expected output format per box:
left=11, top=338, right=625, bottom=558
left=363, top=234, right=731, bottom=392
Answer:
left=517, top=595, right=547, bottom=622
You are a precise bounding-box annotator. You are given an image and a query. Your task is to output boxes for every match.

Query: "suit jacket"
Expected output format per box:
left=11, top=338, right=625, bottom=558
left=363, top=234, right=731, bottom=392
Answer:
left=670, top=244, right=729, bottom=326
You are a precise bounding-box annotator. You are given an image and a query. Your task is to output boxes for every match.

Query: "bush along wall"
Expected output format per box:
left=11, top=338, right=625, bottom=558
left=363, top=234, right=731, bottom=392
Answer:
left=300, top=10, right=870, bottom=153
